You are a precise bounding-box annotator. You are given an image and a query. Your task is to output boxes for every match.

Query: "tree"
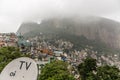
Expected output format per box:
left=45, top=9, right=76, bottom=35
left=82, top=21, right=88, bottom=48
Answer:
left=97, top=65, right=120, bottom=80
left=77, top=58, right=120, bottom=80
left=0, top=46, right=28, bottom=72
left=39, top=60, right=75, bottom=80
left=78, top=58, right=97, bottom=80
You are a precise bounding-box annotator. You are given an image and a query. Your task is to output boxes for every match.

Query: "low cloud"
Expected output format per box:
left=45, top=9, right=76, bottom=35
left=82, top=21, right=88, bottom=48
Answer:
left=0, top=0, right=119, bottom=32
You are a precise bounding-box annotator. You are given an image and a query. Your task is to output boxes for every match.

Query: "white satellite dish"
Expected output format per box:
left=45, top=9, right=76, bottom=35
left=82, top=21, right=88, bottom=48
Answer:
left=0, top=57, right=38, bottom=80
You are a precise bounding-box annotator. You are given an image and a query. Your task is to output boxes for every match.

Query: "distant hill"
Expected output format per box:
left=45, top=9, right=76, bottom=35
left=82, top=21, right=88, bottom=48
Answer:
left=17, top=16, right=120, bottom=49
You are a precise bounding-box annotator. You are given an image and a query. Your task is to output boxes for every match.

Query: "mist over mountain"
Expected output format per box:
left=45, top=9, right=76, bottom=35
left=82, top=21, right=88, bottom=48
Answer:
left=17, top=16, right=120, bottom=49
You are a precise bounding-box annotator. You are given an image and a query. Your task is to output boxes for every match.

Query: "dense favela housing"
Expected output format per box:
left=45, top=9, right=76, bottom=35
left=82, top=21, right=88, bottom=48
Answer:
left=1, top=32, right=120, bottom=80
left=0, top=33, right=17, bottom=47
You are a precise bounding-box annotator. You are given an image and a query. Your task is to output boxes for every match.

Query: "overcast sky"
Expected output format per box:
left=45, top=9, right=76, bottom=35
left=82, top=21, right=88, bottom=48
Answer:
left=0, top=0, right=120, bottom=33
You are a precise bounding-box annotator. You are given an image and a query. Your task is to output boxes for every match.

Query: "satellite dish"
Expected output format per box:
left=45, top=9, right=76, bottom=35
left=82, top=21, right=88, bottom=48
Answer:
left=0, top=57, right=38, bottom=80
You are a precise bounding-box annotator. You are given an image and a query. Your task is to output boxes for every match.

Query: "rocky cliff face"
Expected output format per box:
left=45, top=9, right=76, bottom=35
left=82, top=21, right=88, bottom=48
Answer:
left=17, top=16, right=120, bottom=49
left=17, top=22, right=40, bottom=35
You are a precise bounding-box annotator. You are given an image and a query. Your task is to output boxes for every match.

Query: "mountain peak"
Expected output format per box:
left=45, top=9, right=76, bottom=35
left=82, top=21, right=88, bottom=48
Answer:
left=17, top=16, right=120, bottom=49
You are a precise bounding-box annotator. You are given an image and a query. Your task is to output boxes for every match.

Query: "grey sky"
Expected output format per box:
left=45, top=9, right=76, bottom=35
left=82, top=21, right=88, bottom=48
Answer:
left=0, top=0, right=120, bottom=33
